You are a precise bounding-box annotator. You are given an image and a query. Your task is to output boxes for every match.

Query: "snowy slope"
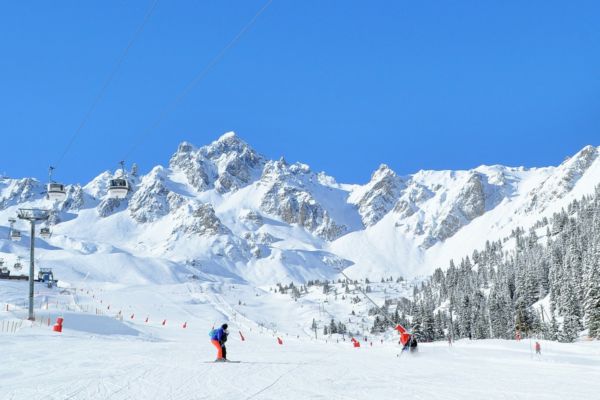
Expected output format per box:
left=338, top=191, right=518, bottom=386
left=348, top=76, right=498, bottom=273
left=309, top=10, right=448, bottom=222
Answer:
left=1, top=279, right=599, bottom=399
left=1, top=133, right=600, bottom=285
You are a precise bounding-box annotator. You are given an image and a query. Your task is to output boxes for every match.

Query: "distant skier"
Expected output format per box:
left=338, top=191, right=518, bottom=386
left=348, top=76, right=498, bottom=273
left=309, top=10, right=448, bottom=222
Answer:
left=210, top=323, right=230, bottom=362
left=448, top=338, right=452, bottom=347
left=535, top=342, right=541, bottom=354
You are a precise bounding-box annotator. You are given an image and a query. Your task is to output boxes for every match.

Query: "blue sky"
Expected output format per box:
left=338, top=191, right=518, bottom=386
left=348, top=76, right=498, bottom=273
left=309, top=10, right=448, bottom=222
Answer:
left=0, top=1, right=599, bottom=186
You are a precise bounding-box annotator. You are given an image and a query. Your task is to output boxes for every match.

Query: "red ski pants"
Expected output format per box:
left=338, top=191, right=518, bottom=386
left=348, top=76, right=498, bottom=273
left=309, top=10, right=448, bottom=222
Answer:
left=211, top=340, right=223, bottom=359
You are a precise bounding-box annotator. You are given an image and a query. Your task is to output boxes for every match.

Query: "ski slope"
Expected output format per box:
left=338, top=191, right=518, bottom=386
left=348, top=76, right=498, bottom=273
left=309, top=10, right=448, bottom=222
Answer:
left=1, top=279, right=599, bottom=399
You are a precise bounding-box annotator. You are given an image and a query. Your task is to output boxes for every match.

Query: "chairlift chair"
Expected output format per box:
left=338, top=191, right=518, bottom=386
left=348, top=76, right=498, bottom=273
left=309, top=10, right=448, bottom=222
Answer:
left=39, top=227, right=52, bottom=239
left=47, top=167, right=66, bottom=202
left=107, top=161, right=130, bottom=199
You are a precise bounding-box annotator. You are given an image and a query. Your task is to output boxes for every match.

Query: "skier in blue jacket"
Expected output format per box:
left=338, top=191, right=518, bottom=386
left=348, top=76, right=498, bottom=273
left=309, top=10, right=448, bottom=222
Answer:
left=211, top=324, right=229, bottom=362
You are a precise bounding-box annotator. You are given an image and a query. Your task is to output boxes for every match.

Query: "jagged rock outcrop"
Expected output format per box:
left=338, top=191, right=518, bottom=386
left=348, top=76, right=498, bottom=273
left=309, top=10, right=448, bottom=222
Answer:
left=259, top=159, right=347, bottom=240
left=131, top=163, right=138, bottom=177
left=129, top=167, right=177, bottom=223
left=243, top=231, right=278, bottom=245
left=393, top=181, right=432, bottom=220
left=353, top=165, right=404, bottom=227
left=261, top=185, right=346, bottom=240
left=421, top=172, right=487, bottom=248
left=456, top=172, right=486, bottom=221
left=169, top=132, right=267, bottom=194
left=174, top=203, right=231, bottom=237
left=97, top=198, right=125, bottom=218
left=525, top=145, right=599, bottom=214
left=238, top=210, right=264, bottom=229
left=0, top=178, right=42, bottom=208
left=58, top=184, right=85, bottom=212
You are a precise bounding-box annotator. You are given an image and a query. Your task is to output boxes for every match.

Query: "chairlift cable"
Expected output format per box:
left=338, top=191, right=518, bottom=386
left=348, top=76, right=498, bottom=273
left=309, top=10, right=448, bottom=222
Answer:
left=111, top=0, right=274, bottom=170
left=53, top=0, right=159, bottom=170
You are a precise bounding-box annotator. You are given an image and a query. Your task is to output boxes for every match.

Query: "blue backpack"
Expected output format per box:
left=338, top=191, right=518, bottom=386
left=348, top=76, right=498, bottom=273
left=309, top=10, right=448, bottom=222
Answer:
left=208, top=329, right=217, bottom=337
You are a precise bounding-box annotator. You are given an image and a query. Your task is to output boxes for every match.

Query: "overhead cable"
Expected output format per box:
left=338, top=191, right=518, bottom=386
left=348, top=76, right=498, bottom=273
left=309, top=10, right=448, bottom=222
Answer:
left=54, top=0, right=159, bottom=170
left=113, top=0, right=274, bottom=169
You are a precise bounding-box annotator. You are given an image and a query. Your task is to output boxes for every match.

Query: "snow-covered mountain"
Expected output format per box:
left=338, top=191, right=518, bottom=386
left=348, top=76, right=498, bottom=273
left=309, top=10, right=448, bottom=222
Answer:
left=1, top=132, right=599, bottom=285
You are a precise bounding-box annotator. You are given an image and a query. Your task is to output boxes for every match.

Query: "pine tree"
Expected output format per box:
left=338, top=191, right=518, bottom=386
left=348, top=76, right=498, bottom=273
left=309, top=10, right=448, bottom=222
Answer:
left=329, top=319, right=338, bottom=334
left=584, top=245, right=600, bottom=339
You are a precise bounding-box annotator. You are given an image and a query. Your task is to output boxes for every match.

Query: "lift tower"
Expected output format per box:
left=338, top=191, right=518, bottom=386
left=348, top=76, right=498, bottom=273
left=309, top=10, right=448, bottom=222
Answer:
left=17, top=208, right=50, bottom=321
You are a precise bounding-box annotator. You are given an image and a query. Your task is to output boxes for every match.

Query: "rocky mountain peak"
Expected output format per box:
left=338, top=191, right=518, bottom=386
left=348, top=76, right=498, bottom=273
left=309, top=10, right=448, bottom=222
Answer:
left=169, top=132, right=267, bottom=194
left=353, top=164, right=404, bottom=227
left=260, top=159, right=313, bottom=186
left=370, top=164, right=393, bottom=180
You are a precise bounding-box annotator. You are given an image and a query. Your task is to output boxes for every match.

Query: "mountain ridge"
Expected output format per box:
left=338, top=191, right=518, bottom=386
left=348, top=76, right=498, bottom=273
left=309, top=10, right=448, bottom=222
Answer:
left=0, top=132, right=598, bottom=286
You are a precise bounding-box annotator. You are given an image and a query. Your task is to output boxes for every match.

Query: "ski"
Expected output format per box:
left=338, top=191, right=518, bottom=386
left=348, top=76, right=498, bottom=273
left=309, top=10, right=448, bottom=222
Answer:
left=204, top=361, right=241, bottom=363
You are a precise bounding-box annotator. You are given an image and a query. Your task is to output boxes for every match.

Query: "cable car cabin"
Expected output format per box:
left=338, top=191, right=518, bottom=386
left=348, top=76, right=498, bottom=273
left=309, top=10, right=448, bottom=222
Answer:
left=9, top=230, right=21, bottom=242
left=14, top=262, right=22, bottom=271
left=39, top=227, right=52, bottom=239
left=47, top=182, right=66, bottom=202
left=108, top=178, right=129, bottom=199
left=38, top=268, right=53, bottom=282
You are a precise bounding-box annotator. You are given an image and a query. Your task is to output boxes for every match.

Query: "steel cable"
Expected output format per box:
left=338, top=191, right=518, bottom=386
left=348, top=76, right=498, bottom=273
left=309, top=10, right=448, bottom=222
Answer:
left=54, top=0, right=159, bottom=170
left=111, top=0, right=274, bottom=170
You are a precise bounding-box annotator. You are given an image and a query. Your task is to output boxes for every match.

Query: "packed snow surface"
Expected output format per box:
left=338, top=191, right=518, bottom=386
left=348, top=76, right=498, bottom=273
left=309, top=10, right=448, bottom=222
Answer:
left=1, top=280, right=599, bottom=399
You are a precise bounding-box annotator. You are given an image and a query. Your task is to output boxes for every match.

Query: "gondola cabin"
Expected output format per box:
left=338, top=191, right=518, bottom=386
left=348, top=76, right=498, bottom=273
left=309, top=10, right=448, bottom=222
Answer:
left=38, top=268, right=53, bottom=282
left=14, top=261, right=22, bottom=271
left=39, top=227, right=52, bottom=239
left=108, top=178, right=129, bottom=199
left=9, top=230, right=21, bottom=242
left=47, top=182, right=66, bottom=202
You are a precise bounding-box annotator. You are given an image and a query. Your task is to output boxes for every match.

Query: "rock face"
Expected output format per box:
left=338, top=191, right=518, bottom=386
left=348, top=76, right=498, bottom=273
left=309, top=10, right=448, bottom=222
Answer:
left=174, top=203, right=231, bottom=237
left=525, top=145, right=599, bottom=214
left=422, top=172, right=494, bottom=247
left=129, top=167, right=186, bottom=223
left=97, top=198, right=125, bottom=218
left=238, top=210, right=264, bottom=229
left=59, top=185, right=85, bottom=212
left=259, top=158, right=347, bottom=241
left=455, top=172, right=486, bottom=221
left=393, top=181, right=431, bottom=219
left=353, top=164, right=404, bottom=227
left=390, top=169, right=506, bottom=249
left=169, top=132, right=266, bottom=194
left=0, top=178, right=42, bottom=210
